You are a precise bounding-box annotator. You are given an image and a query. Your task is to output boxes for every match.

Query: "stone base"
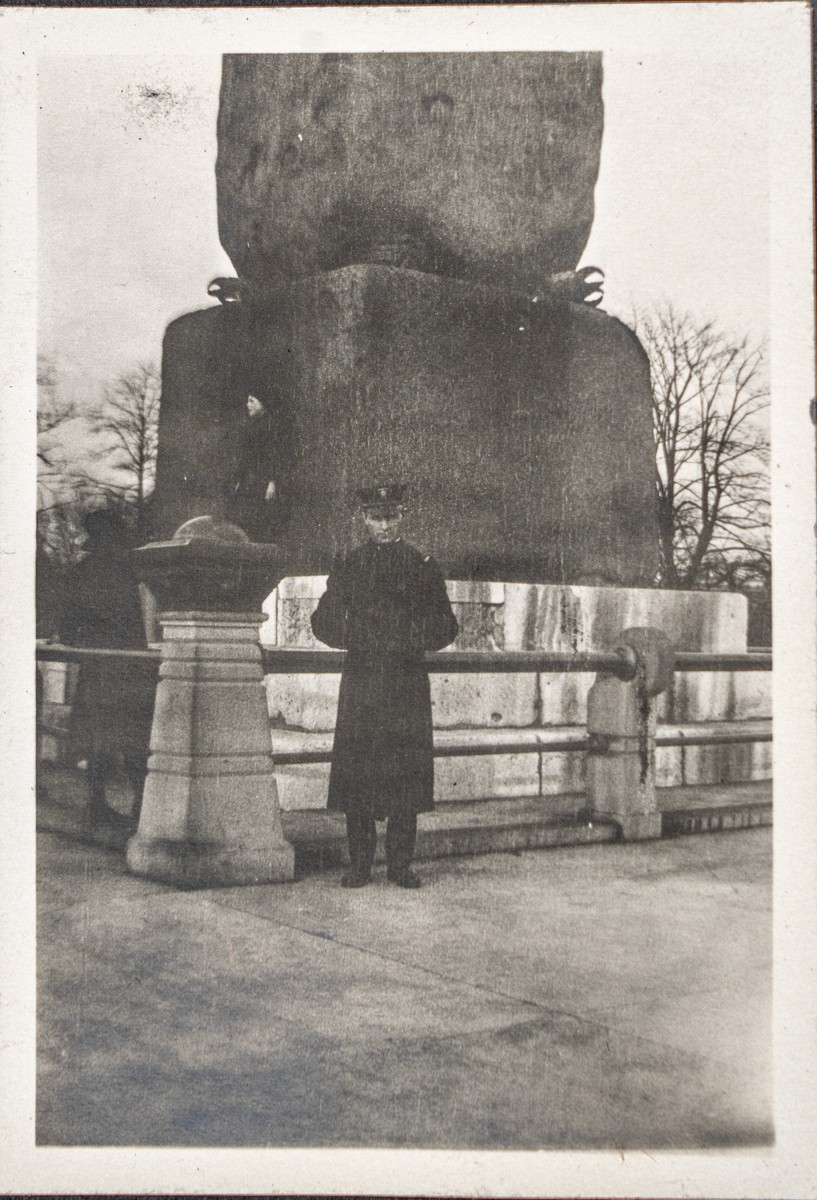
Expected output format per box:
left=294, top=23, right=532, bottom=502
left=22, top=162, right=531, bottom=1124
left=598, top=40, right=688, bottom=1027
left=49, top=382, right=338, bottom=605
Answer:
left=280, top=782, right=772, bottom=869
left=126, top=834, right=294, bottom=889
left=608, top=811, right=663, bottom=841
left=37, top=765, right=772, bottom=868
left=151, top=268, right=658, bottom=583
left=656, top=779, right=774, bottom=837
left=130, top=609, right=295, bottom=889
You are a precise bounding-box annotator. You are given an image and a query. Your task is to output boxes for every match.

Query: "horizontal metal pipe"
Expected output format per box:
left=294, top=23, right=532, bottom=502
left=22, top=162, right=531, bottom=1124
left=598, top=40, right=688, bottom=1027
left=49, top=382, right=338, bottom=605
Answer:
left=273, top=730, right=772, bottom=766
left=264, top=649, right=773, bottom=675
left=36, top=644, right=772, bottom=675
left=673, top=652, right=772, bottom=673
left=37, top=643, right=160, bottom=663
left=261, top=647, right=638, bottom=677
left=38, top=722, right=771, bottom=763
left=273, top=737, right=594, bottom=766
left=655, top=731, right=773, bottom=748
left=36, top=643, right=636, bottom=676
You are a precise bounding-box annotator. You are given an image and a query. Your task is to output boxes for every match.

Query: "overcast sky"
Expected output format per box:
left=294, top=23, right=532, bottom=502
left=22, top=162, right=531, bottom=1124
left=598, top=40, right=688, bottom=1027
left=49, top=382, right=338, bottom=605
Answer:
left=38, top=49, right=769, bottom=428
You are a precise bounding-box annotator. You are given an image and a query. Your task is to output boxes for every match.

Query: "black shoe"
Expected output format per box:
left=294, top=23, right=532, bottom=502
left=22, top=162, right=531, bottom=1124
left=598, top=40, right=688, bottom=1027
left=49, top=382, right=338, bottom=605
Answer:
left=341, top=868, right=371, bottom=888
left=387, top=867, right=422, bottom=889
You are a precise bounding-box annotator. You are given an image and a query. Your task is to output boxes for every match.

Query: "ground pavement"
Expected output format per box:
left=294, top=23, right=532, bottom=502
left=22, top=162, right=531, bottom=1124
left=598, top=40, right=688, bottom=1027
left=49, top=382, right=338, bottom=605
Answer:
left=37, top=825, right=772, bottom=1149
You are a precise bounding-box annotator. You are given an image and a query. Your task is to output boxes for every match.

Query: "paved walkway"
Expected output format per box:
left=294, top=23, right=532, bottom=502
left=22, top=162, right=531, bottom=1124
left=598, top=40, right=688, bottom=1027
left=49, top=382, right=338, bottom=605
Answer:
left=37, top=826, right=772, bottom=1149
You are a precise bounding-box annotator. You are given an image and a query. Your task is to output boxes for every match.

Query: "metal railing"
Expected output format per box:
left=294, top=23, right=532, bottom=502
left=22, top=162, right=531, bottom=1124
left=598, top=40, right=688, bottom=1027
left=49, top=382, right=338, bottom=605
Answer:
left=37, top=641, right=772, bottom=769
left=37, top=642, right=773, bottom=677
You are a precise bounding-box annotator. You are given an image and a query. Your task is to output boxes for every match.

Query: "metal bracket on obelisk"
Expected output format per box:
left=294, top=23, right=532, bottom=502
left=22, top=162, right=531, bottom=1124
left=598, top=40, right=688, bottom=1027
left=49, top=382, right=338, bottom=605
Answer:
left=585, top=627, right=676, bottom=842
left=126, top=517, right=295, bottom=888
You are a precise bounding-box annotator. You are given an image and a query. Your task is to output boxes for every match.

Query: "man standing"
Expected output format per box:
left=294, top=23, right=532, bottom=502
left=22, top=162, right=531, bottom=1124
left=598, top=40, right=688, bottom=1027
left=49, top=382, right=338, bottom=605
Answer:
left=311, top=485, right=459, bottom=888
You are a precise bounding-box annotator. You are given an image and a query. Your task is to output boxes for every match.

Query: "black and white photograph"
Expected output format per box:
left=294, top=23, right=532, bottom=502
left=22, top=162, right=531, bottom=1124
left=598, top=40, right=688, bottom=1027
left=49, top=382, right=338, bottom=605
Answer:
left=1, top=3, right=815, bottom=1196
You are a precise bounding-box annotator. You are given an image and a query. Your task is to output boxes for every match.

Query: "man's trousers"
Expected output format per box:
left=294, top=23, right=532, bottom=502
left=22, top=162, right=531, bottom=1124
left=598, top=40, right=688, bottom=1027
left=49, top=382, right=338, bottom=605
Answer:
left=345, top=811, right=418, bottom=873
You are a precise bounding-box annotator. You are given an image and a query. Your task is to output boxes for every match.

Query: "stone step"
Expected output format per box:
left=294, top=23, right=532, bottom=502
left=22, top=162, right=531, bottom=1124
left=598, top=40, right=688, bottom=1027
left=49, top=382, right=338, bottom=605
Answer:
left=657, top=779, right=773, bottom=836
left=37, top=764, right=773, bottom=872
left=281, top=781, right=773, bottom=873
left=281, top=795, right=615, bottom=872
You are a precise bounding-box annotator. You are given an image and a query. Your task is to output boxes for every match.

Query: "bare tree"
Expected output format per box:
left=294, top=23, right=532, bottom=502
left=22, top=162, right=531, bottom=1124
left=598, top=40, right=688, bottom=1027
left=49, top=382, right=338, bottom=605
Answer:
left=38, top=489, right=96, bottom=567
left=37, top=353, right=78, bottom=507
left=87, top=362, right=161, bottom=538
left=638, top=307, right=770, bottom=591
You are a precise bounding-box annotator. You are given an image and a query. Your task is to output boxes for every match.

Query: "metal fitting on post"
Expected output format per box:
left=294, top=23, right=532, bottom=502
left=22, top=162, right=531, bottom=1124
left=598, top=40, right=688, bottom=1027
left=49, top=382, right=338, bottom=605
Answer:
left=615, top=627, right=676, bottom=697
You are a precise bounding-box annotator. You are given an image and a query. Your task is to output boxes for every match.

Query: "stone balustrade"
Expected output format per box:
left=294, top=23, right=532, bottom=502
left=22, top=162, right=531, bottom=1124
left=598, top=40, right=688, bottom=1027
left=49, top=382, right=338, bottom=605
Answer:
left=261, top=578, right=771, bottom=815
left=37, top=574, right=772, bottom=884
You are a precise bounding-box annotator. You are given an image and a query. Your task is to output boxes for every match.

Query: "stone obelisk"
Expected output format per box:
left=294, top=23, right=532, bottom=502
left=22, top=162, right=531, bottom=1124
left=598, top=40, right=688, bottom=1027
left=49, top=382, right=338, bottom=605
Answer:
left=151, top=53, right=659, bottom=586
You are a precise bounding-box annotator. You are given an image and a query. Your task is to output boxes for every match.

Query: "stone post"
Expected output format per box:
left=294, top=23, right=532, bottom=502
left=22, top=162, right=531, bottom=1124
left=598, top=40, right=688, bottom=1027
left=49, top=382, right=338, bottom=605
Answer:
left=585, top=627, right=675, bottom=841
left=126, top=519, right=295, bottom=888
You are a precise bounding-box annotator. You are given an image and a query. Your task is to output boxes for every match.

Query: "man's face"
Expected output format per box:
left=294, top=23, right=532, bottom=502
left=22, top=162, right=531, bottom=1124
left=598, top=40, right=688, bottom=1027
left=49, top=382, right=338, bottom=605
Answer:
left=362, top=508, right=404, bottom=544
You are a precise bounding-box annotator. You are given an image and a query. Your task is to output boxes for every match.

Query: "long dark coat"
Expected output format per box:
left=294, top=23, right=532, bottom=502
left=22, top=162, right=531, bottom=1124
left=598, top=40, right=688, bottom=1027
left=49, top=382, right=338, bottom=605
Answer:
left=311, top=539, right=459, bottom=820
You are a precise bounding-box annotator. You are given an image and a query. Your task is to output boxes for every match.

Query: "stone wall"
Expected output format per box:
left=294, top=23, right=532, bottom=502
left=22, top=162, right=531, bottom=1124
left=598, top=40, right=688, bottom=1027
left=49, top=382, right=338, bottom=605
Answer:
left=262, top=579, right=772, bottom=811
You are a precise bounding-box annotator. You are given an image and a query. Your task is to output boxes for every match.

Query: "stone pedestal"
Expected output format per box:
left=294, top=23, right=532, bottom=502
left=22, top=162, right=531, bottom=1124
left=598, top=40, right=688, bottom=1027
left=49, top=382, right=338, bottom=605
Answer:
left=127, top=522, right=294, bottom=888
left=151, top=268, right=658, bottom=586
left=127, top=612, right=294, bottom=888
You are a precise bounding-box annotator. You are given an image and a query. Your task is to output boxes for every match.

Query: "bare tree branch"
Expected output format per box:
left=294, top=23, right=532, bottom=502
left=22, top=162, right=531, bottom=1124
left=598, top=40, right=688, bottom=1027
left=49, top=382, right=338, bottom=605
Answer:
left=37, top=353, right=80, bottom=508
left=636, top=307, right=770, bottom=591
left=85, top=362, right=161, bottom=539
